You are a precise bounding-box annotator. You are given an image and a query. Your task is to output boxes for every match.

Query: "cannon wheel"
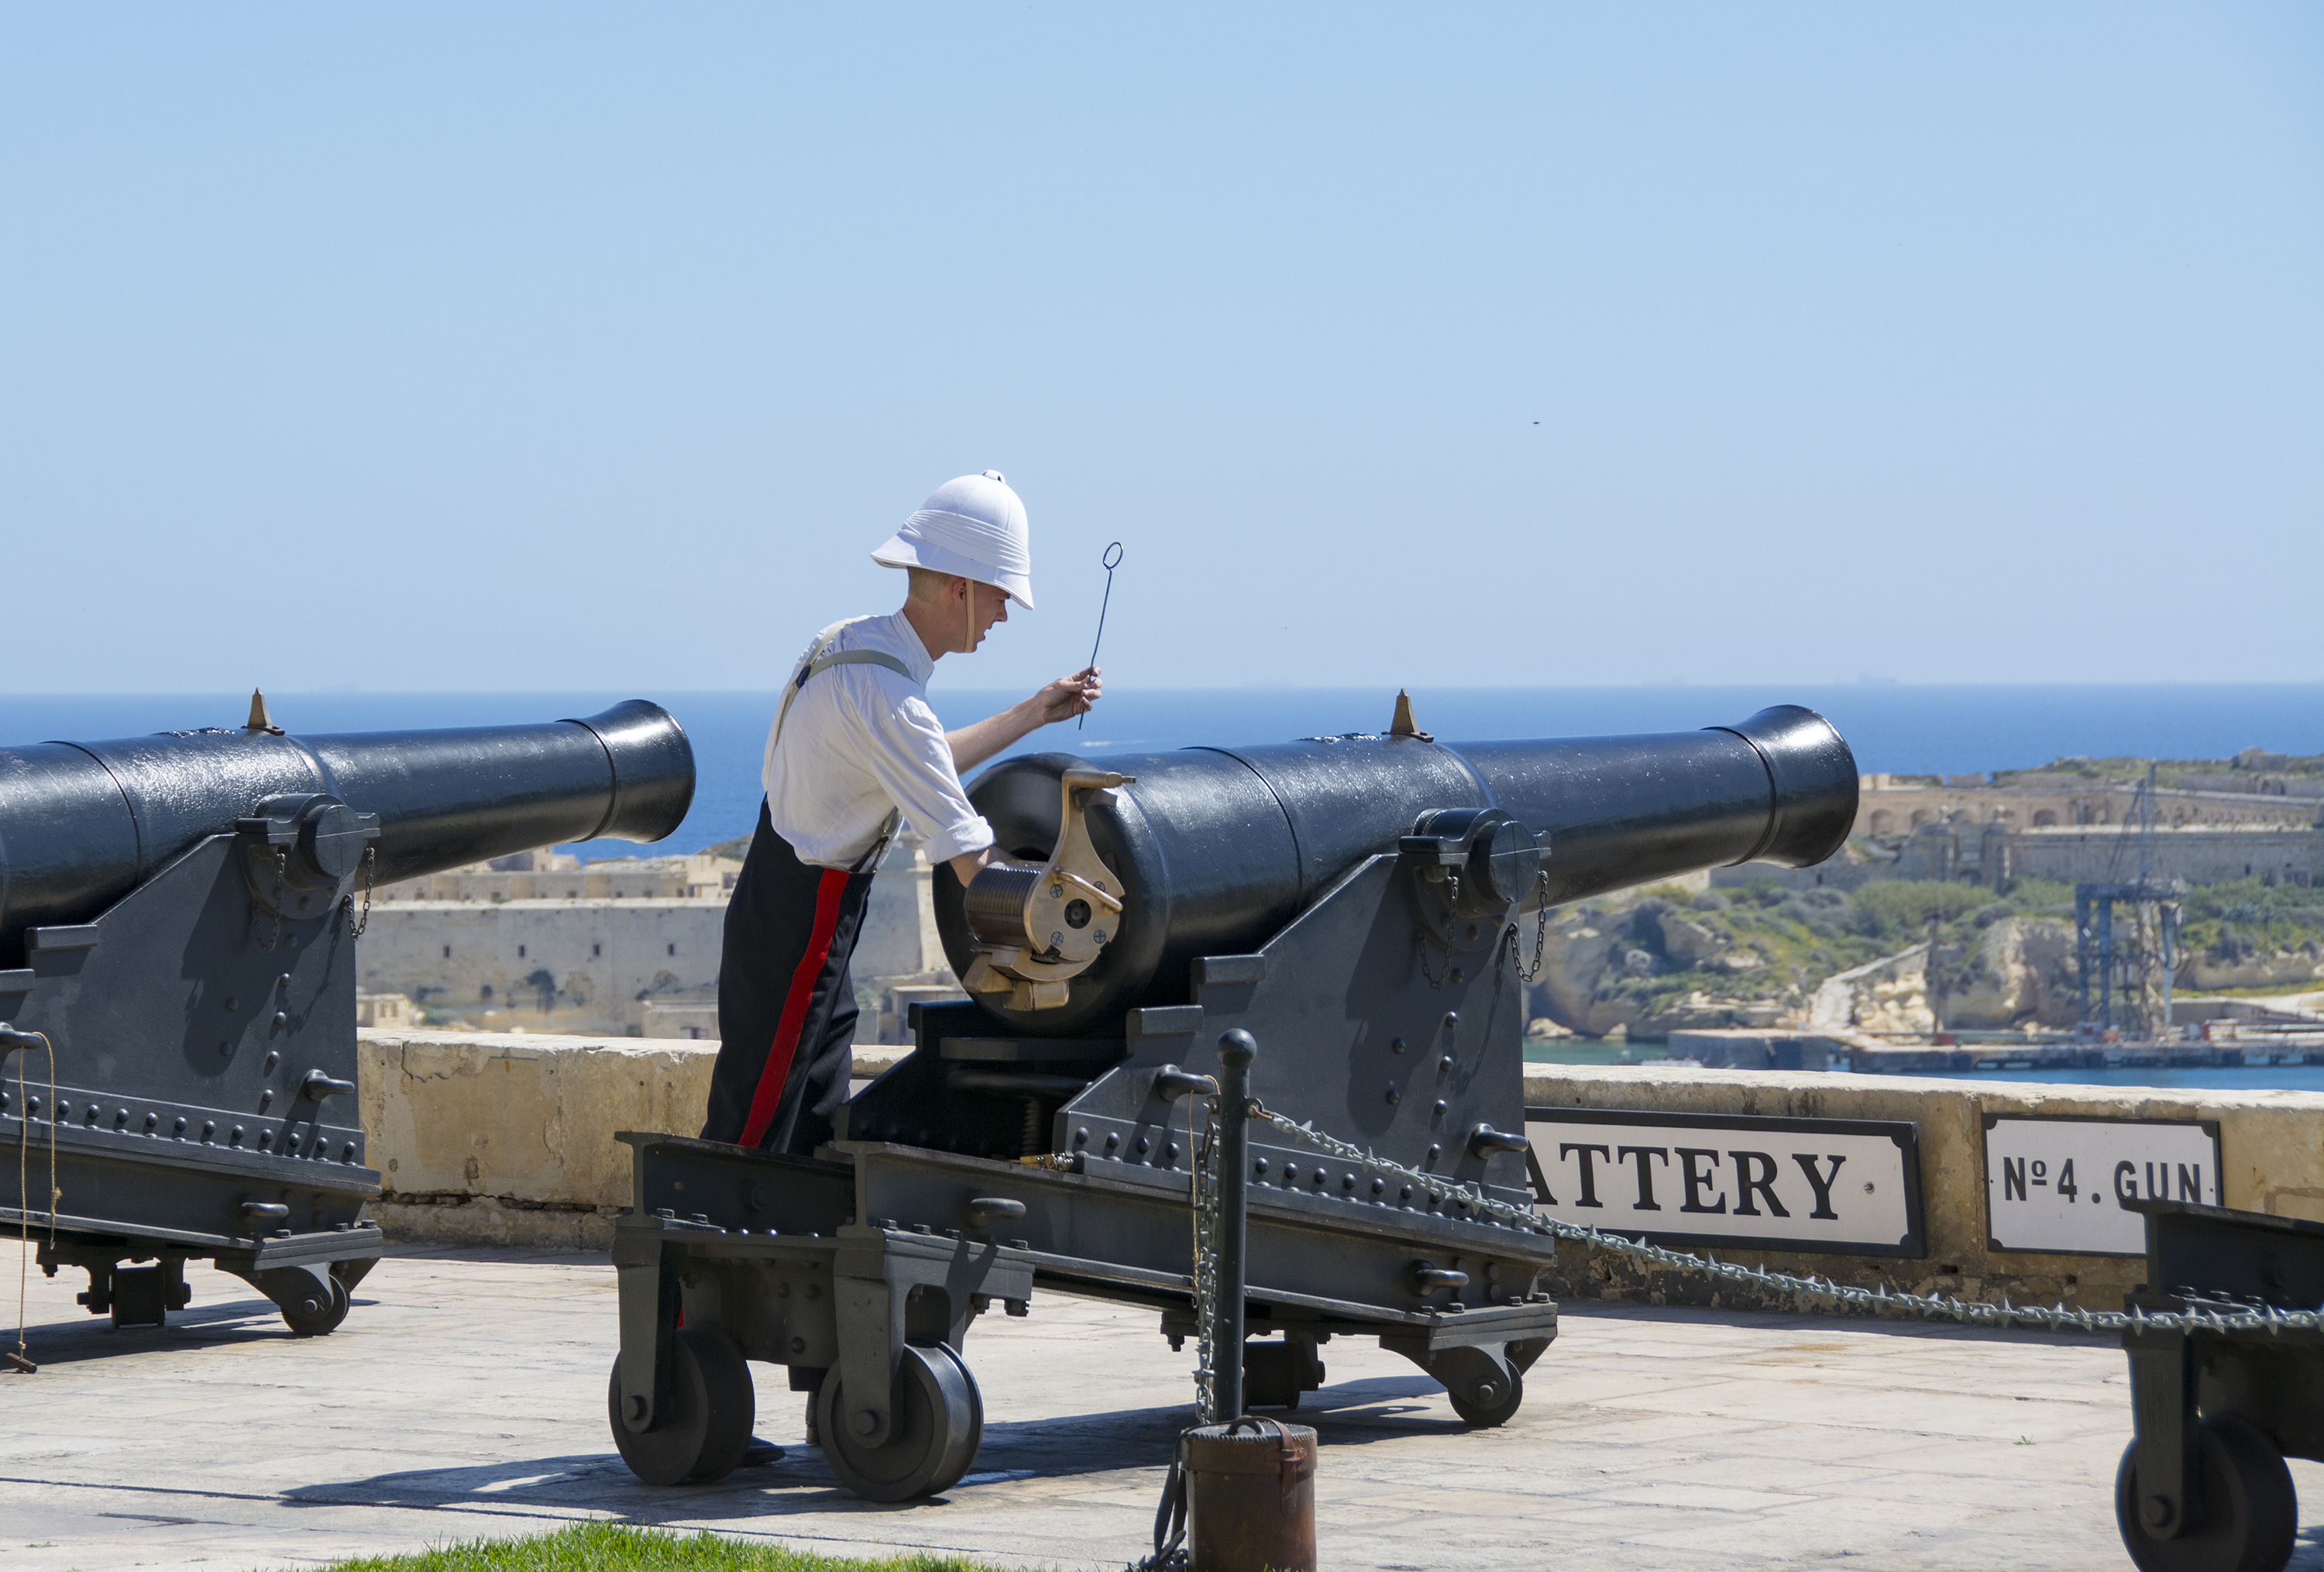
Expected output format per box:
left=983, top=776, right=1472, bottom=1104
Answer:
left=816, top=1343, right=980, bottom=1501
left=606, top=1326, right=755, bottom=1487
left=280, top=1276, right=351, bottom=1337
left=2114, top=1415, right=2295, bottom=1572
left=931, top=1341, right=984, bottom=1467
left=1446, top=1359, right=1523, bottom=1428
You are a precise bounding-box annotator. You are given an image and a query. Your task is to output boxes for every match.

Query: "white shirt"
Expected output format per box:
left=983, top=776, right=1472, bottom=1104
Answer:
left=761, top=612, right=996, bottom=869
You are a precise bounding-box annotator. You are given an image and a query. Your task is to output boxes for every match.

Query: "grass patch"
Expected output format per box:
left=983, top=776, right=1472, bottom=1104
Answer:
left=311, top=1522, right=1016, bottom=1572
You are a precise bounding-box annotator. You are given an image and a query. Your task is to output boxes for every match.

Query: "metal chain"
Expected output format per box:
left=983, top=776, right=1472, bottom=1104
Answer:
left=1508, top=869, right=1551, bottom=983
left=253, top=849, right=287, bottom=954
left=1245, top=1102, right=2324, bottom=1338
left=1412, top=932, right=1452, bottom=990
left=1413, top=869, right=1463, bottom=990
left=1188, top=1093, right=1221, bottom=1424
left=10, top=1030, right=59, bottom=1375
left=342, top=845, right=375, bottom=939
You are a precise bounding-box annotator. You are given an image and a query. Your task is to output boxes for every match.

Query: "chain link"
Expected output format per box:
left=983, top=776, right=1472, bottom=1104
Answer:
left=1508, top=869, right=1551, bottom=983
left=1412, top=933, right=1452, bottom=990
left=1412, top=870, right=1463, bottom=990
left=253, top=849, right=288, bottom=954
left=1244, top=1103, right=2324, bottom=1338
left=12, top=1028, right=60, bottom=1374
left=1188, top=1092, right=1221, bottom=1423
left=342, top=845, right=376, bottom=939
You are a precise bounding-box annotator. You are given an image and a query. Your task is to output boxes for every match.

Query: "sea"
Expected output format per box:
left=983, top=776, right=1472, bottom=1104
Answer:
left=6, top=682, right=2319, bottom=1090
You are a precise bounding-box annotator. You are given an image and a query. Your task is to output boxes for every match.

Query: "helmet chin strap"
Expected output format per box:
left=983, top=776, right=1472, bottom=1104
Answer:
left=964, top=580, right=975, bottom=655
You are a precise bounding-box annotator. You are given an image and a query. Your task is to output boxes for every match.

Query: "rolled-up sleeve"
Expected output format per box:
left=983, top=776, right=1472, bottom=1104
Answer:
left=853, top=686, right=995, bottom=865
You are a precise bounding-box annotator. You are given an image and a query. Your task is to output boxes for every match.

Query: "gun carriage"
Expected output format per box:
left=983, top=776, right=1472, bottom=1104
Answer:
left=0, top=700, right=693, bottom=1338
left=2114, top=1199, right=2322, bottom=1572
left=610, top=703, right=1858, bottom=1500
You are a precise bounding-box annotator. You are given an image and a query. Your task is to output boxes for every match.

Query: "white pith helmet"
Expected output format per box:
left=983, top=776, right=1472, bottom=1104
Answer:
left=871, top=470, right=1034, bottom=609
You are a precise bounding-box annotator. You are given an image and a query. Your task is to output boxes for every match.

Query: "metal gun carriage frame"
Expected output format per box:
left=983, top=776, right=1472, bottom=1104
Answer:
left=607, top=848, right=1587, bottom=1500
left=0, top=700, right=696, bottom=1342
left=2115, top=1199, right=2323, bottom=1572
left=610, top=706, right=1858, bottom=1500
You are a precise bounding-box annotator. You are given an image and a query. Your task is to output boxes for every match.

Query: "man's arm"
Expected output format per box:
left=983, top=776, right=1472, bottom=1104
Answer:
left=947, top=666, right=1102, bottom=773
left=947, top=844, right=1005, bottom=885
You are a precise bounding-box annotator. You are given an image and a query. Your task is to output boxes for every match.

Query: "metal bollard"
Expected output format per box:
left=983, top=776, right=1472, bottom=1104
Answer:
left=1187, top=1029, right=1318, bottom=1572
left=1213, top=1028, right=1254, bottom=1422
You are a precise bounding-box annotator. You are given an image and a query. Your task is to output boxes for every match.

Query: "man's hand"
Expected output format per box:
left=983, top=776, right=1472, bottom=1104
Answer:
left=1028, top=666, right=1102, bottom=725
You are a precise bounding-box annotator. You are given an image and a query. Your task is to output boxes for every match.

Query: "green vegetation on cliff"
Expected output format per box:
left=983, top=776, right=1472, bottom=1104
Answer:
left=1544, top=874, right=2324, bottom=1036
left=2174, top=877, right=2324, bottom=969
left=1985, top=748, right=2324, bottom=791
left=1574, top=878, right=2080, bottom=1026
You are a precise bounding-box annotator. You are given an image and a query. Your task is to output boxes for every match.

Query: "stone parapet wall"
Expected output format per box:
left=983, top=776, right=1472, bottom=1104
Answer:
left=1524, top=1065, right=2324, bottom=1316
left=357, top=1029, right=714, bottom=1250
left=355, top=1030, right=2324, bottom=1321
left=352, top=840, right=947, bottom=1037
left=355, top=1028, right=909, bottom=1250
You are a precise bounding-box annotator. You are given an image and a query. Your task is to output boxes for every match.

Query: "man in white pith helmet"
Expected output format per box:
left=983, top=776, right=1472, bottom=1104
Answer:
left=702, top=470, right=1099, bottom=1155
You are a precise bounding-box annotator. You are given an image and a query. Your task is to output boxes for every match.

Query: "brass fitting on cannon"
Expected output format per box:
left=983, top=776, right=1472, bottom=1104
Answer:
left=959, top=768, right=1134, bottom=1010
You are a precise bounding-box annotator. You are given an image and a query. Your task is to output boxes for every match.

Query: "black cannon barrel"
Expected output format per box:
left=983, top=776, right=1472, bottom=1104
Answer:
left=0, top=700, right=693, bottom=965
left=937, top=704, right=1855, bottom=1034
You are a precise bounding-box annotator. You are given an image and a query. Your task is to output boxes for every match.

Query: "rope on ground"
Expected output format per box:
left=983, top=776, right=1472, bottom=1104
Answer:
left=1246, top=1102, right=2324, bottom=1339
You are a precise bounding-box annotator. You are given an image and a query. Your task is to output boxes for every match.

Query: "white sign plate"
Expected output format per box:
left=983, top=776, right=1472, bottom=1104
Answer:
left=1982, top=1115, right=2223, bottom=1256
left=1524, top=1108, right=1924, bottom=1256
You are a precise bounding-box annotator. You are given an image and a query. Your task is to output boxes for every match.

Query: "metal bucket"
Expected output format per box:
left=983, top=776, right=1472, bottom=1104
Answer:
left=1185, top=1415, right=1318, bottom=1572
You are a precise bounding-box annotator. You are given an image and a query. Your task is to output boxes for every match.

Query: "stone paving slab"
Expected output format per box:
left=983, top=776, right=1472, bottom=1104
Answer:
left=1, top=1247, right=2319, bottom=1570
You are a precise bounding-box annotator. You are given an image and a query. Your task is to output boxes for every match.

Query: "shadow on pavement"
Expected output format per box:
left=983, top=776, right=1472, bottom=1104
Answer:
left=283, top=1373, right=1472, bottom=1522
left=1554, top=1294, right=2124, bottom=1347
left=9, top=1294, right=384, bottom=1365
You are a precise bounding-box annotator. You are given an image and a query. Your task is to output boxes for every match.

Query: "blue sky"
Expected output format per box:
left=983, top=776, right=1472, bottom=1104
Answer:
left=5, top=4, right=2318, bottom=694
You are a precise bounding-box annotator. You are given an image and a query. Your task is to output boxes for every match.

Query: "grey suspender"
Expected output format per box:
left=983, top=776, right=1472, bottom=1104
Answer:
left=769, top=621, right=913, bottom=870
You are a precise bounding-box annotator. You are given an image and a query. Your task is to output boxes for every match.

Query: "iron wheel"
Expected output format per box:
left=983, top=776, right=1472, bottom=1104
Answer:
left=815, top=1343, right=978, bottom=1501
left=607, top=1326, right=755, bottom=1487
left=280, top=1274, right=352, bottom=1337
left=1447, top=1360, right=1523, bottom=1427
left=2115, top=1415, right=2295, bottom=1572
left=929, top=1340, right=985, bottom=1476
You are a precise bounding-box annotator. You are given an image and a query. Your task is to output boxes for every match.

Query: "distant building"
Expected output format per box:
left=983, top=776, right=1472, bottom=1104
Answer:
left=1892, top=820, right=2320, bottom=892
left=354, top=841, right=951, bottom=1038
left=356, top=992, right=414, bottom=1028
left=1719, top=819, right=2322, bottom=894
left=1854, top=775, right=2317, bottom=839
left=368, top=849, right=740, bottom=903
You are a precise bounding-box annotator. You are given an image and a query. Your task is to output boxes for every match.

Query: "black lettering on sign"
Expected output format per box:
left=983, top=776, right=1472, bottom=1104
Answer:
left=2058, top=1159, right=2077, bottom=1202
left=1615, top=1145, right=1670, bottom=1211
left=1559, top=1143, right=1611, bottom=1208
left=2115, top=1161, right=2137, bottom=1206
left=1525, top=1145, right=1558, bottom=1206
left=1675, top=1148, right=1727, bottom=1214
left=2004, top=1157, right=2027, bottom=1202
left=1730, top=1151, right=1789, bottom=1218
left=1793, top=1154, right=1846, bottom=1219
left=2178, top=1164, right=2201, bottom=1202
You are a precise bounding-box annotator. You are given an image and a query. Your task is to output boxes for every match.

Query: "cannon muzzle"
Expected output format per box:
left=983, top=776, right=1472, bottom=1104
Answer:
left=0, top=700, right=693, bottom=966
left=937, top=703, right=1855, bottom=1034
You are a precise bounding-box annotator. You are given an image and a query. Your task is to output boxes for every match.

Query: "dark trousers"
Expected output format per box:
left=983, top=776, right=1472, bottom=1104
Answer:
left=702, top=799, right=875, bottom=1155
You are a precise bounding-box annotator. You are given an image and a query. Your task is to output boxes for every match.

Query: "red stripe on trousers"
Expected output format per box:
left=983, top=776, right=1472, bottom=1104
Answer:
left=737, top=867, right=851, bottom=1149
